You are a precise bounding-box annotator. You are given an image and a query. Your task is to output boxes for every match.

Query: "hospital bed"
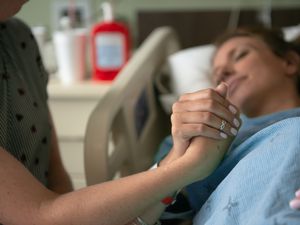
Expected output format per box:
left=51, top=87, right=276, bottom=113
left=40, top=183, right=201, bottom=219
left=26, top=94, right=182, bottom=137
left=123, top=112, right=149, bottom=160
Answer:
left=84, top=27, right=179, bottom=184
left=84, top=7, right=300, bottom=186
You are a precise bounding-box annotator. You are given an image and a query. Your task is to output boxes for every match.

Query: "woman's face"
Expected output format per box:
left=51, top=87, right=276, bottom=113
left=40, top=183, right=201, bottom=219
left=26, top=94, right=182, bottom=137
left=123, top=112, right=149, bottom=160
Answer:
left=212, top=36, right=295, bottom=116
left=0, top=0, right=28, bottom=21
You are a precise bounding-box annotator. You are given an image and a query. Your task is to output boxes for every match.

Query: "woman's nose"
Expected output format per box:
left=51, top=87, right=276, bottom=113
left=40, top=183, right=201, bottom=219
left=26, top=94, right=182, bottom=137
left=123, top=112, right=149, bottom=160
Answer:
left=219, top=66, right=235, bottom=81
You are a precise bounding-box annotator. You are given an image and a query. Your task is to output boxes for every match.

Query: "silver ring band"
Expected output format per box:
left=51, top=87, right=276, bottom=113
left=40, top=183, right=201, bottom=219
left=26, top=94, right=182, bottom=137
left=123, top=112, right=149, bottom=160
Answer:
left=220, top=120, right=227, bottom=131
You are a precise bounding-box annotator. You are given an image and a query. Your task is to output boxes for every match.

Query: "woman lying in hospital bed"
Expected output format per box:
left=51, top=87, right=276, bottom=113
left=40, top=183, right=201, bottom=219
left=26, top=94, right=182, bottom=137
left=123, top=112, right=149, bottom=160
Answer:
left=155, top=26, right=300, bottom=224
left=1, top=0, right=299, bottom=223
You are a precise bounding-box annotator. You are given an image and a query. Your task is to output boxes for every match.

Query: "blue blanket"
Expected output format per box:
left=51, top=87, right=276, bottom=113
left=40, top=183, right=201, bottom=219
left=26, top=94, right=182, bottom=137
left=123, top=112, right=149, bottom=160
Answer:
left=193, top=117, right=300, bottom=224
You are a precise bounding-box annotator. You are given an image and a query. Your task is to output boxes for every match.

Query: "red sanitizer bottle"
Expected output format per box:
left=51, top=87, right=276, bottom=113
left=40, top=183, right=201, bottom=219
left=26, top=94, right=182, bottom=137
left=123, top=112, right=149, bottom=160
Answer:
left=91, top=2, right=130, bottom=81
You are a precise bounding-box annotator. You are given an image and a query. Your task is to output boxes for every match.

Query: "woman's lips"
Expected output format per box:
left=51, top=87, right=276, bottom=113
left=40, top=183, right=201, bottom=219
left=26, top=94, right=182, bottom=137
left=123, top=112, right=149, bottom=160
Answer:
left=227, top=76, right=247, bottom=97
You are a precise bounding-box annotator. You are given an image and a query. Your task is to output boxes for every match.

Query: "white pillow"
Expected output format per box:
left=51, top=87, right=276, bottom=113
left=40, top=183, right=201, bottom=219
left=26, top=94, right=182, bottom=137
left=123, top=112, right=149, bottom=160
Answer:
left=168, top=44, right=215, bottom=96
left=282, top=24, right=300, bottom=41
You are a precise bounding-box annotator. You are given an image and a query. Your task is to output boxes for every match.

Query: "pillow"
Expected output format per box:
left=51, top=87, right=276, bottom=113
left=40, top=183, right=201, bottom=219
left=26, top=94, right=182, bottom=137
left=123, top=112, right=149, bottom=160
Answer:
left=158, top=45, right=215, bottom=114
left=282, top=24, right=300, bottom=41
left=168, top=44, right=215, bottom=96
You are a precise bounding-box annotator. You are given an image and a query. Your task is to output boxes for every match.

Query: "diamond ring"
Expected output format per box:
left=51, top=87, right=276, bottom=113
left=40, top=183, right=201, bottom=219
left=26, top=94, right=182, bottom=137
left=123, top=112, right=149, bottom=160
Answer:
left=220, top=120, right=227, bottom=131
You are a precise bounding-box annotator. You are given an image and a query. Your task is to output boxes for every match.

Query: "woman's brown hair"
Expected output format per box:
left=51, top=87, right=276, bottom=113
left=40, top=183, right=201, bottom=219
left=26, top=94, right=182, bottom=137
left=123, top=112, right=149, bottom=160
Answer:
left=213, top=26, right=300, bottom=93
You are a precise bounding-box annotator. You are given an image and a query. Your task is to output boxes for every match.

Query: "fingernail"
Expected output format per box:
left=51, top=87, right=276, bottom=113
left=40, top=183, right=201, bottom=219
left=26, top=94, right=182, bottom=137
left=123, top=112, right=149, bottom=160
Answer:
left=233, top=118, right=240, bottom=127
left=296, top=190, right=300, bottom=197
left=231, top=128, right=238, bottom=136
left=289, top=199, right=300, bottom=209
left=220, top=132, right=228, bottom=139
left=229, top=105, right=237, bottom=114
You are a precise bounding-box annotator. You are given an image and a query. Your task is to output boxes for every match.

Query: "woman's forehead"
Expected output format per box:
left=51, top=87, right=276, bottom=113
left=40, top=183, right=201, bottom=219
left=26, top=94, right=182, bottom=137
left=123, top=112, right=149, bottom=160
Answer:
left=212, top=36, right=268, bottom=63
left=217, top=36, right=266, bottom=53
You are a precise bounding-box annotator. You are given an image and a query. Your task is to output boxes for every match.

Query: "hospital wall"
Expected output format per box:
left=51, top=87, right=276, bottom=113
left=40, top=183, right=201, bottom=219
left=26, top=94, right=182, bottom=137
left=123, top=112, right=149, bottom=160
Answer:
left=17, top=0, right=300, bottom=44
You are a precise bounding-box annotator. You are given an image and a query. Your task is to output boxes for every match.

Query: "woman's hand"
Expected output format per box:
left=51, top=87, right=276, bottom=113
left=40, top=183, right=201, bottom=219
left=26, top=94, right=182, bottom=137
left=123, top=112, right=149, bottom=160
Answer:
left=290, top=190, right=300, bottom=210
left=170, top=83, right=241, bottom=157
left=172, top=84, right=242, bottom=182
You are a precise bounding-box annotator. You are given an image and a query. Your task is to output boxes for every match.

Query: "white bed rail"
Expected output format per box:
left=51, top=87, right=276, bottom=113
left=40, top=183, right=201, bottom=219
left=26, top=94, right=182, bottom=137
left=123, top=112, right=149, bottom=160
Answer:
left=84, top=27, right=180, bottom=185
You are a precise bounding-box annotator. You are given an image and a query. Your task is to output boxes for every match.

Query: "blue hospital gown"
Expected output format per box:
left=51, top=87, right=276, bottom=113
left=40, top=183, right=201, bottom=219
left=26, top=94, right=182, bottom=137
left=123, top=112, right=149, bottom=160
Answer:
left=156, top=108, right=300, bottom=224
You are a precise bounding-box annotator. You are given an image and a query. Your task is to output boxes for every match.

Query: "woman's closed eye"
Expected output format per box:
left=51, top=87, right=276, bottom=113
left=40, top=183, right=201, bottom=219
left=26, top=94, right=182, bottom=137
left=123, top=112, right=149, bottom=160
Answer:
left=233, top=49, right=249, bottom=62
left=212, top=48, right=250, bottom=85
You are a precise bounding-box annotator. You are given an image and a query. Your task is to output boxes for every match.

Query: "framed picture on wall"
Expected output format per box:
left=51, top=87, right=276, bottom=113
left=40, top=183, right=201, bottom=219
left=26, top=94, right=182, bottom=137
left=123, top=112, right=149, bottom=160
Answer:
left=52, top=0, right=92, bottom=30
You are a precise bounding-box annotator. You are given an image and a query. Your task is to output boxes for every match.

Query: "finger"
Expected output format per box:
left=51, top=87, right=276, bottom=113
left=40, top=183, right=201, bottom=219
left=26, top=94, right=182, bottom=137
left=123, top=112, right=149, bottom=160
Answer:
left=214, top=82, right=239, bottom=115
left=176, top=89, right=238, bottom=116
left=172, top=111, right=238, bottom=137
left=214, top=82, right=228, bottom=98
left=219, top=119, right=238, bottom=137
left=290, top=198, right=300, bottom=210
left=296, top=190, right=300, bottom=198
left=172, top=123, right=229, bottom=140
left=172, top=100, right=241, bottom=129
left=289, top=190, right=300, bottom=210
left=178, top=88, right=230, bottom=109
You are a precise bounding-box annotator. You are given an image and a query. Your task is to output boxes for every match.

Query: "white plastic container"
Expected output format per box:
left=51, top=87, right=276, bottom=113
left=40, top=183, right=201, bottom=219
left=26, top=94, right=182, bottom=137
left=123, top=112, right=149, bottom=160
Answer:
left=53, top=17, right=88, bottom=85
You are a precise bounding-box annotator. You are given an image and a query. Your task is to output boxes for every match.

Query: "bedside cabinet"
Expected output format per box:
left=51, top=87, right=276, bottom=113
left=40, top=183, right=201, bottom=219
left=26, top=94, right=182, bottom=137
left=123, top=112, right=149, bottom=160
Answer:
left=47, top=79, right=111, bottom=189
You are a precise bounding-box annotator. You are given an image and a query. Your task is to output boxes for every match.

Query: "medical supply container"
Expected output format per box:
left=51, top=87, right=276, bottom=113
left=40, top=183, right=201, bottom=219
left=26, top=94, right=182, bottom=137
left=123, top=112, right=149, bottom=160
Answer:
left=91, top=2, right=130, bottom=81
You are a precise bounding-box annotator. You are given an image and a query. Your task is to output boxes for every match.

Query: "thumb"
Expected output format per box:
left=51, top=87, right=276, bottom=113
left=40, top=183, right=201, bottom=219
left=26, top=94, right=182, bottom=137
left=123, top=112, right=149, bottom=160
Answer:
left=214, top=82, right=228, bottom=98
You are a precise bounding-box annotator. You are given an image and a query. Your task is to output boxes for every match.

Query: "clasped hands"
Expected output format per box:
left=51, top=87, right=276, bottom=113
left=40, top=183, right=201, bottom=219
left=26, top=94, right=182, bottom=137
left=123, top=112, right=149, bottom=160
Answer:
left=160, top=83, right=241, bottom=182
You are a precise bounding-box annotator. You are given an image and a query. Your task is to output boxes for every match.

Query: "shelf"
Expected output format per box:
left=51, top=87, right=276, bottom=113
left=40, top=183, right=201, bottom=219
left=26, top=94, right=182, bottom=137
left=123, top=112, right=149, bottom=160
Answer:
left=47, top=78, right=112, bottom=100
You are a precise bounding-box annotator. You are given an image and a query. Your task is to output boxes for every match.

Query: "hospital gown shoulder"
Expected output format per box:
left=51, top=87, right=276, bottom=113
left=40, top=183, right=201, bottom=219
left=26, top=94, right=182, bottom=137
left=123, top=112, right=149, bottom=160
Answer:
left=193, top=116, right=300, bottom=225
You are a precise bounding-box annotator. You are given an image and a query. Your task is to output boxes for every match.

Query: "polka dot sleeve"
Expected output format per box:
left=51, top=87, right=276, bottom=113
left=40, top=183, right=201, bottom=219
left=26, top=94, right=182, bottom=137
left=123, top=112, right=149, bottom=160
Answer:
left=0, top=18, right=52, bottom=186
left=6, top=18, right=49, bottom=101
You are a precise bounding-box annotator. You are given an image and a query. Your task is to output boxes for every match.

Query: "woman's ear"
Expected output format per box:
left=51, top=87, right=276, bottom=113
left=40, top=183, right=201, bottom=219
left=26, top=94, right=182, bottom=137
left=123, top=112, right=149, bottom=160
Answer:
left=284, top=51, right=300, bottom=77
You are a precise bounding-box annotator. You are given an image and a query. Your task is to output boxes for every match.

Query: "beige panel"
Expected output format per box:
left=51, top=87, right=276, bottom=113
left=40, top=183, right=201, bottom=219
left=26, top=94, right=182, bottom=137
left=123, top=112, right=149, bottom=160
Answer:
left=59, top=140, right=87, bottom=189
left=48, top=81, right=111, bottom=190
left=48, top=99, right=99, bottom=138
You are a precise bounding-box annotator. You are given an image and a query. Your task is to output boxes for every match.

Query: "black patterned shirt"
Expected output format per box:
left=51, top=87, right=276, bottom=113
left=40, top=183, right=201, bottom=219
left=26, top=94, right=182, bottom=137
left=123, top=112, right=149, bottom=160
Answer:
left=0, top=18, right=51, bottom=186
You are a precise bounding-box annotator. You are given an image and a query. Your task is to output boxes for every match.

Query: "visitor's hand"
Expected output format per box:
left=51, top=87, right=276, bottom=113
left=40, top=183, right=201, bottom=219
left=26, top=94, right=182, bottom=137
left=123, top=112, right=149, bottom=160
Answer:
left=171, top=82, right=241, bottom=157
left=290, top=189, right=300, bottom=210
left=168, top=83, right=242, bottom=181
